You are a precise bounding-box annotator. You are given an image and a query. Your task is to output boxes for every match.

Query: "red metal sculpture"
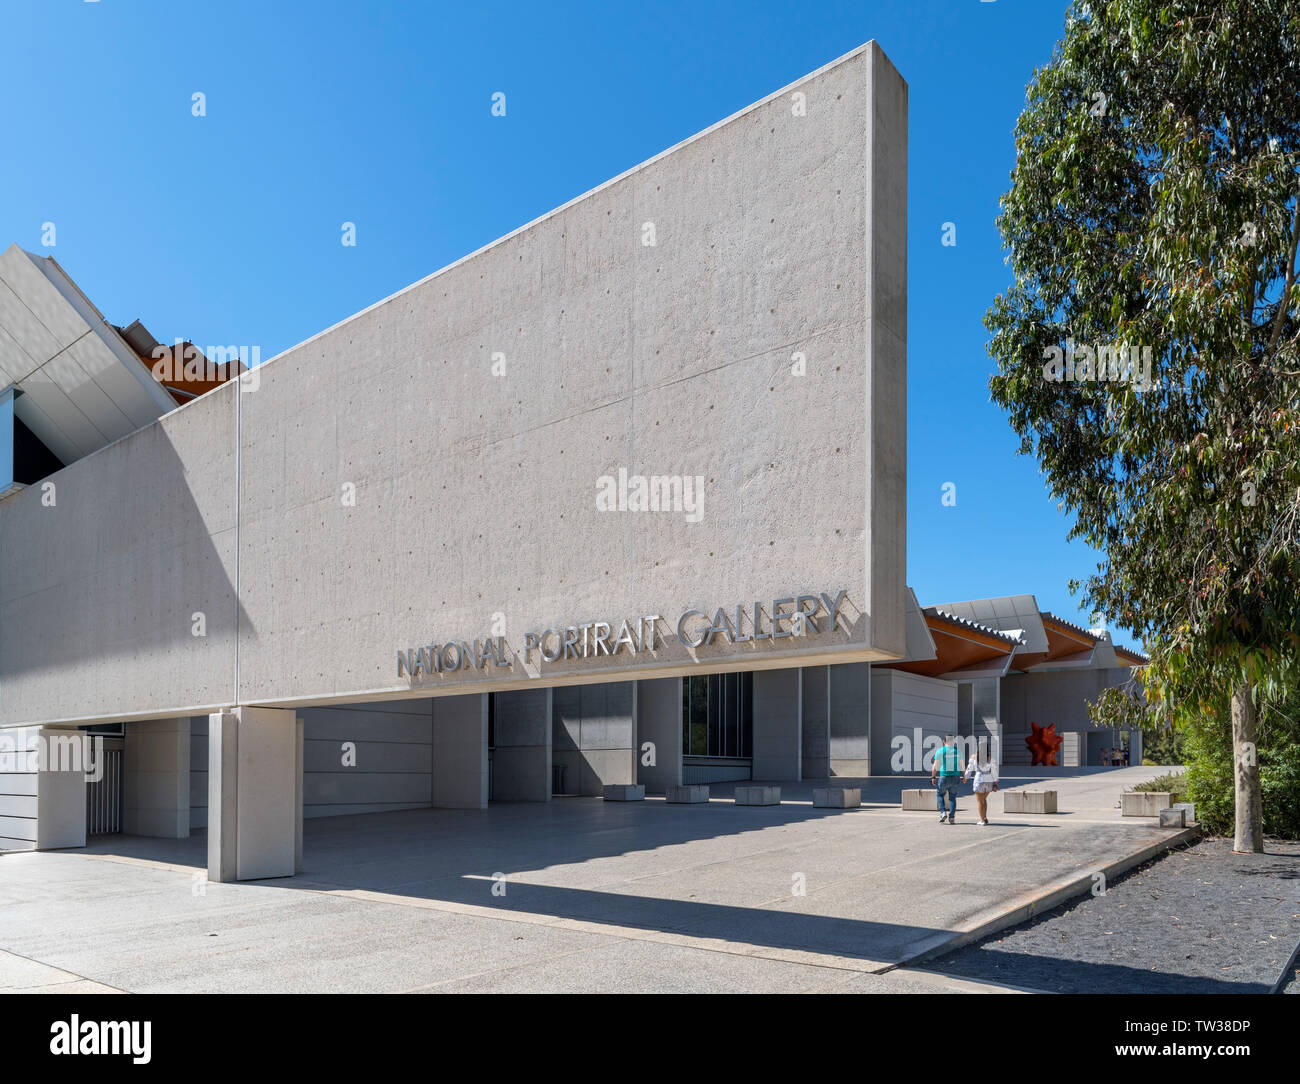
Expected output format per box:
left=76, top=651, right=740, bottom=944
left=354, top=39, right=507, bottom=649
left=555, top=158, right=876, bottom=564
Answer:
left=1026, top=721, right=1063, bottom=766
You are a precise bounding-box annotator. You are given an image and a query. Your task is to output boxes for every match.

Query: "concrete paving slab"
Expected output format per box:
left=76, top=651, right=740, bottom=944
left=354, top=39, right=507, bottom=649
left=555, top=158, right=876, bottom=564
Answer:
left=0, top=767, right=1194, bottom=992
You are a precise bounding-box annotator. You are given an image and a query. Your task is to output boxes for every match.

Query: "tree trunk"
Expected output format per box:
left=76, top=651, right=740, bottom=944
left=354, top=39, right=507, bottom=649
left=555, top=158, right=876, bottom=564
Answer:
left=1231, top=682, right=1264, bottom=853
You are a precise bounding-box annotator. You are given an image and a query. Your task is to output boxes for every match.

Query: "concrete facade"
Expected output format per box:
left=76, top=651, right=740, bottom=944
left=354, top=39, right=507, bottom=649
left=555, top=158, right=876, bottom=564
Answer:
left=0, top=42, right=907, bottom=735
left=0, top=43, right=913, bottom=879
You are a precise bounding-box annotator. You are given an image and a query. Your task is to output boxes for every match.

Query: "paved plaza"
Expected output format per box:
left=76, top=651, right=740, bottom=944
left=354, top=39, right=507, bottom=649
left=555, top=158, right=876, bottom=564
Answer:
left=0, top=768, right=1193, bottom=993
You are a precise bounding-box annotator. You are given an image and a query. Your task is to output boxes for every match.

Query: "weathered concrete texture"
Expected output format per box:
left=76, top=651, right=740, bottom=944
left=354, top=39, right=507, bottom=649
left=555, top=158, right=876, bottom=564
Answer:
left=0, top=41, right=908, bottom=730
left=492, top=689, right=550, bottom=802
left=553, top=682, right=636, bottom=796
left=751, top=668, right=801, bottom=780
left=124, top=718, right=190, bottom=838
left=0, top=381, right=239, bottom=726
left=634, top=677, right=681, bottom=795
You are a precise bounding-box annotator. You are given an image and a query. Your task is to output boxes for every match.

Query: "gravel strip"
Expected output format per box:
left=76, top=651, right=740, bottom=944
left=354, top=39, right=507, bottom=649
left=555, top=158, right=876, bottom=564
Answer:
left=923, top=836, right=1300, bottom=994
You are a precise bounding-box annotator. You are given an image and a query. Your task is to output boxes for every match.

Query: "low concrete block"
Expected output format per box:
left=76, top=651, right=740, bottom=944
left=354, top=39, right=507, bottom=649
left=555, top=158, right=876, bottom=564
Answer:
left=1122, top=791, right=1172, bottom=817
left=901, top=789, right=934, bottom=811
left=1171, top=801, right=1196, bottom=823
left=734, top=785, right=780, bottom=806
left=666, top=784, right=710, bottom=804
left=812, top=787, right=860, bottom=808
left=602, top=784, right=645, bottom=802
left=1003, top=789, right=1058, bottom=815
left=1159, top=806, right=1186, bottom=828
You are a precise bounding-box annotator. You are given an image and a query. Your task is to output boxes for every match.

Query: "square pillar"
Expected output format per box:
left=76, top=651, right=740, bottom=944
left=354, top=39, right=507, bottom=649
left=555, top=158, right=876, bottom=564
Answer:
left=208, top=707, right=299, bottom=882
left=431, top=693, right=488, bottom=809
left=491, top=688, right=551, bottom=801
left=123, top=718, right=190, bottom=838
left=800, top=666, right=830, bottom=780
left=829, top=662, right=872, bottom=776
left=635, top=677, right=683, bottom=795
left=36, top=727, right=87, bottom=850
left=751, top=668, right=802, bottom=781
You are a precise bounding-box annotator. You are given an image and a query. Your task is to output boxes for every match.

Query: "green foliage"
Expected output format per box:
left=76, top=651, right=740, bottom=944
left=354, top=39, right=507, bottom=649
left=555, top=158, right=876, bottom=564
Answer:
left=986, top=2, right=1300, bottom=842
left=985, top=0, right=1300, bottom=697
left=1182, top=684, right=1300, bottom=837
left=1087, top=672, right=1184, bottom=762
left=1132, top=772, right=1189, bottom=797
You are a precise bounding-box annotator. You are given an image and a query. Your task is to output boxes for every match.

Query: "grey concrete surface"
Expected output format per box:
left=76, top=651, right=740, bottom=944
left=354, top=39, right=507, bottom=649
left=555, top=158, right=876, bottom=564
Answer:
left=0, top=41, right=908, bottom=731
left=0, top=768, right=1190, bottom=992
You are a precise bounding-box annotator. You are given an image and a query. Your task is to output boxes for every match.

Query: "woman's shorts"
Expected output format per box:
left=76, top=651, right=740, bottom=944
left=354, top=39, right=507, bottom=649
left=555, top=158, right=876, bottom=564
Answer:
left=974, top=783, right=995, bottom=794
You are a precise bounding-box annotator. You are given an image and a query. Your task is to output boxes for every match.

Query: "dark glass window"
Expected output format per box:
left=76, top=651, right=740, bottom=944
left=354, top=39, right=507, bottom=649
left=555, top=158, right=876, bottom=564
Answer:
left=682, top=673, right=753, bottom=757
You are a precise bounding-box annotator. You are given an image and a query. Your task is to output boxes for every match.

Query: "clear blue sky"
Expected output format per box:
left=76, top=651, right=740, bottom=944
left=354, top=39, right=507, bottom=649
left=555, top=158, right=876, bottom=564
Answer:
left=0, top=0, right=1137, bottom=649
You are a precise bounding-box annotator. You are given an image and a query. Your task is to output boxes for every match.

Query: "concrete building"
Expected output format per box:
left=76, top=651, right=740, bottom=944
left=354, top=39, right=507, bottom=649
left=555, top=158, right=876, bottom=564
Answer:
left=0, top=42, right=1142, bottom=878
left=0, top=43, right=910, bottom=876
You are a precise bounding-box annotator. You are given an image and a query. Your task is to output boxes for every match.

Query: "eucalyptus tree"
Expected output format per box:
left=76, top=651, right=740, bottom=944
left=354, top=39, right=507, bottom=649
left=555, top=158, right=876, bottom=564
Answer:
left=986, top=0, right=1300, bottom=851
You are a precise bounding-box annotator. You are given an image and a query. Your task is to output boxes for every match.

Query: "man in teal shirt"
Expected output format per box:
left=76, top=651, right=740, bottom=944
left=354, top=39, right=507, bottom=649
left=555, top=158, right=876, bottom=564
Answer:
left=930, top=734, right=964, bottom=823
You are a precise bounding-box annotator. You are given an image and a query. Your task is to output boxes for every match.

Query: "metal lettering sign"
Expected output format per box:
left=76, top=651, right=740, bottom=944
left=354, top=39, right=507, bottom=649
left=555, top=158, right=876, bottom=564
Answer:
left=397, top=589, right=848, bottom=678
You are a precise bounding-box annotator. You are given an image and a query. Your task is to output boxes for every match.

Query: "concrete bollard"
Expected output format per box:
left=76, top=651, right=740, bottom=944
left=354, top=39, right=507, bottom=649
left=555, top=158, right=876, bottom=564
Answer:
left=734, top=785, right=781, bottom=806
left=901, top=789, right=934, bottom=811
left=813, top=787, right=861, bottom=808
left=1122, top=791, right=1172, bottom=817
left=1171, top=801, right=1196, bottom=823
left=1002, top=789, right=1058, bottom=814
left=1158, top=806, right=1186, bottom=828
left=665, top=784, right=710, bottom=804
left=602, top=784, right=645, bottom=801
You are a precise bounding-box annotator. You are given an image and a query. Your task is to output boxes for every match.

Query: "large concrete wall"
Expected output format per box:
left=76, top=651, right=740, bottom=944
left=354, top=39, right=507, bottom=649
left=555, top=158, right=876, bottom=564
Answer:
left=0, top=41, right=907, bottom=728
left=870, top=668, right=957, bottom=774
left=0, top=382, right=239, bottom=727
left=1001, top=667, right=1134, bottom=765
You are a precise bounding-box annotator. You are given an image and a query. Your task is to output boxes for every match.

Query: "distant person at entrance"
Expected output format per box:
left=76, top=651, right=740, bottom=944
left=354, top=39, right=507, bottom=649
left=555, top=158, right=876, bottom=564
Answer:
left=963, top=740, right=999, bottom=826
left=930, top=734, right=963, bottom=824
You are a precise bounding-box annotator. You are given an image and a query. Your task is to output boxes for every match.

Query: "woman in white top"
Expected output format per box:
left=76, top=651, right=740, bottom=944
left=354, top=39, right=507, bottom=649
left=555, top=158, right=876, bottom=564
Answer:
left=963, top=741, right=999, bottom=825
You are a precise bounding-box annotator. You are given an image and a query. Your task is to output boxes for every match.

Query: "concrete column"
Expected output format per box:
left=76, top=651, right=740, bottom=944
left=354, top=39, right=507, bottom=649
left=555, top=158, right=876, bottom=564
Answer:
left=636, top=677, right=682, bottom=795
left=431, top=693, right=488, bottom=809
left=492, top=688, right=551, bottom=802
left=751, top=668, right=801, bottom=781
left=800, top=666, right=830, bottom=780
left=36, top=727, right=86, bottom=850
left=123, top=718, right=190, bottom=838
left=553, top=682, right=636, bottom=796
left=829, top=662, right=871, bottom=776
left=208, top=706, right=299, bottom=882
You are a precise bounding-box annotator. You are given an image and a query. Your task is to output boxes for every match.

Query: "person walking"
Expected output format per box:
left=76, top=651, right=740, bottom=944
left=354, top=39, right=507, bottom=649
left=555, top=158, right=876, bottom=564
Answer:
left=964, top=740, right=999, bottom=825
left=930, top=734, right=963, bottom=824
